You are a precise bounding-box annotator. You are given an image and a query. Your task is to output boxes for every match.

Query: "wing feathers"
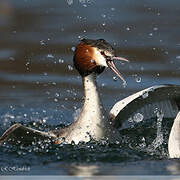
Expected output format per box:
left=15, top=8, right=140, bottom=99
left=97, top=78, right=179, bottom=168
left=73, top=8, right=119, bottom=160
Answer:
left=110, top=84, right=180, bottom=128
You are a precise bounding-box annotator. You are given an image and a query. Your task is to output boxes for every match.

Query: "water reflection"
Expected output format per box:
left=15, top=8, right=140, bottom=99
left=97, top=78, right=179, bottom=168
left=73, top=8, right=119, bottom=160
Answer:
left=63, top=164, right=99, bottom=176
left=52, top=160, right=180, bottom=176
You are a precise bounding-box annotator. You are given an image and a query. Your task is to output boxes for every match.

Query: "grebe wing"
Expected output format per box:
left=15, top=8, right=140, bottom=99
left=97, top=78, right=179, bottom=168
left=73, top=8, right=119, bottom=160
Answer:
left=0, top=123, right=57, bottom=146
left=168, top=111, right=180, bottom=158
left=110, top=84, right=180, bottom=128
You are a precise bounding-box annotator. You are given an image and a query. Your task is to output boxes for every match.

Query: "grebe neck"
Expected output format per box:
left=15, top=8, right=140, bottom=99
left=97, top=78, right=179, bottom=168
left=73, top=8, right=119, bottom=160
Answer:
left=83, top=73, right=103, bottom=112
left=79, top=73, right=107, bottom=130
left=62, top=73, right=120, bottom=144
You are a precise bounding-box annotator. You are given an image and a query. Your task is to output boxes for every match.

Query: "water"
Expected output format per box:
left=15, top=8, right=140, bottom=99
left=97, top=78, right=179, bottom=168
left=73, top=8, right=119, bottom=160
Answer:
left=0, top=0, right=180, bottom=176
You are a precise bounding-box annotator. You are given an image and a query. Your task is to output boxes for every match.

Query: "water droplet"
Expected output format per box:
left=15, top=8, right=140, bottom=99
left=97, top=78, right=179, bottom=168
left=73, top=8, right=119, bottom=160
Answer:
left=28, top=149, right=32, bottom=153
left=46, top=149, right=49, bottom=153
left=25, top=62, right=30, bottom=66
left=113, top=42, right=117, bottom=46
left=135, top=76, right=141, bottom=83
left=77, top=15, right=82, bottom=19
left=46, top=91, right=50, bottom=95
left=40, top=40, right=46, bottom=46
left=71, top=141, right=75, bottom=145
left=67, top=0, right=73, bottom=5
left=79, top=0, right=89, bottom=3
left=9, top=57, right=15, bottom=61
left=139, top=141, right=146, bottom=148
left=149, top=33, right=153, bottom=36
left=128, top=117, right=133, bottom=123
left=32, top=141, right=35, bottom=145
left=57, top=156, right=61, bottom=160
left=126, top=27, right=130, bottom=31
left=140, top=66, right=144, bottom=71
left=55, top=93, right=60, bottom=97
left=154, top=108, right=159, bottom=115
left=122, top=81, right=127, bottom=88
left=133, top=113, right=144, bottom=122
left=153, top=27, right=158, bottom=31
left=68, top=65, right=73, bottom=71
left=17, top=151, right=22, bottom=155
left=101, top=14, right=106, bottom=18
left=42, top=119, right=46, bottom=123
left=113, top=76, right=118, bottom=81
left=111, top=7, right=115, bottom=11
left=71, top=46, right=76, bottom=52
left=59, top=59, right=64, bottom=63
left=102, top=22, right=106, bottom=26
left=142, top=91, right=149, bottom=99
left=101, top=83, right=105, bottom=87
left=47, top=54, right=54, bottom=58
left=83, top=4, right=87, bottom=7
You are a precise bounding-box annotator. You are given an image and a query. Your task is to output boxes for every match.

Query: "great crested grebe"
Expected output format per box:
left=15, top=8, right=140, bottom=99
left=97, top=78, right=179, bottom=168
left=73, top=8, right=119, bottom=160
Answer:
left=0, top=38, right=180, bottom=158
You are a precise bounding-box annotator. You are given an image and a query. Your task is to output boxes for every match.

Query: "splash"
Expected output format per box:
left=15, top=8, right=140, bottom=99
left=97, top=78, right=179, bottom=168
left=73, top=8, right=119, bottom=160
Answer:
left=147, top=109, right=164, bottom=152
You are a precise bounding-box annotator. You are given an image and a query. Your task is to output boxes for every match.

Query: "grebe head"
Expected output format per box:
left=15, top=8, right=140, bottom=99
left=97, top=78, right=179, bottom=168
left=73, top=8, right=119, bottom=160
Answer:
left=73, top=38, right=129, bottom=83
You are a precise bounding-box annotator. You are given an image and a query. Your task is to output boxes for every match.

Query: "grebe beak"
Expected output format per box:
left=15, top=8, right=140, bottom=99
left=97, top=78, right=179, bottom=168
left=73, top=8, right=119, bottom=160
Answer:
left=106, top=56, right=129, bottom=85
